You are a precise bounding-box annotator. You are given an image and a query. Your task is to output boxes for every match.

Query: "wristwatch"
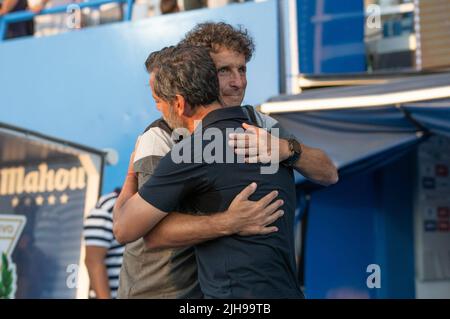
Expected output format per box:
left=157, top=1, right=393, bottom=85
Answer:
left=283, top=138, right=302, bottom=167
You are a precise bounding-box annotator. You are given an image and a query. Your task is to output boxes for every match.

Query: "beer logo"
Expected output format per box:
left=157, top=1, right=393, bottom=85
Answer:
left=0, top=215, right=26, bottom=299
left=0, top=163, right=86, bottom=196
left=0, top=163, right=86, bottom=209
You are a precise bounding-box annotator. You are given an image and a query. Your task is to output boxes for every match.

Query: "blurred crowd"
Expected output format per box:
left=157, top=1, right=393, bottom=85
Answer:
left=0, top=0, right=253, bottom=40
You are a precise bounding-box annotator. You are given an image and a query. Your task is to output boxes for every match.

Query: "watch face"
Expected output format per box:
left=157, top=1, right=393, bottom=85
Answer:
left=292, top=139, right=302, bottom=154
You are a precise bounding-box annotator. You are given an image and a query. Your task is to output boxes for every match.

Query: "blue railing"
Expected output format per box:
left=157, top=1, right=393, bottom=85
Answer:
left=0, top=0, right=134, bottom=40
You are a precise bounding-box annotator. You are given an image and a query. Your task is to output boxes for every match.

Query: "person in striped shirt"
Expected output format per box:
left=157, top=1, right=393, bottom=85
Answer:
left=83, top=189, right=124, bottom=299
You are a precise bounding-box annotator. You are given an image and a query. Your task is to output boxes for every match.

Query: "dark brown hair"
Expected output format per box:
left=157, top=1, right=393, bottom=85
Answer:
left=180, top=22, right=255, bottom=62
left=152, top=45, right=220, bottom=109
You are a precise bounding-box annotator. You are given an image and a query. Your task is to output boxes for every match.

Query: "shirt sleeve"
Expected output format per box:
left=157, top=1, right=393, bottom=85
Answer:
left=133, top=124, right=174, bottom=188
left=254, top=110, right=296, bottom=140
left=83, top=208, right=114, bottom=249
left=138, top=144, right=208, bottom=214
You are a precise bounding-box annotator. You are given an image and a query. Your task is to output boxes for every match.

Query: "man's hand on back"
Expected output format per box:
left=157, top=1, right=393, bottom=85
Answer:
left=224, top=182, right=284, bottom=236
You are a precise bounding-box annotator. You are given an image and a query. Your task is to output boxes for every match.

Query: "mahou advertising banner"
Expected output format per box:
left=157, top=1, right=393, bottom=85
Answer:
left=0, top=123, right=104, bottom=299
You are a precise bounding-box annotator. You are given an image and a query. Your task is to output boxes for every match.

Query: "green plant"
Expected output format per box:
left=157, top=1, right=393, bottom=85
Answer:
left=0, top=252, right=13, bottom=299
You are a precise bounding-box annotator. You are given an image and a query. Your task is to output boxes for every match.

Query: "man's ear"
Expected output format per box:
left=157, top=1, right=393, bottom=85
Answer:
left=174, top=94, right=186, bottom=116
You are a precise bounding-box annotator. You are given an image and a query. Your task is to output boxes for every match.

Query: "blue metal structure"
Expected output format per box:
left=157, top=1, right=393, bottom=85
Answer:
left=269, top=73, right=450, bottom=298
left=304, top=155, right=416, bottom=299
left=297, top=0, right=366, bottom=74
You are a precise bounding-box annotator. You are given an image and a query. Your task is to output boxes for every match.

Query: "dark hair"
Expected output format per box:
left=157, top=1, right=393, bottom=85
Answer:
left=180, top=22, right=255, bottom=62
left=152, top=45, right=220, bottom=109
left=144, top=45, right=176, bottom=73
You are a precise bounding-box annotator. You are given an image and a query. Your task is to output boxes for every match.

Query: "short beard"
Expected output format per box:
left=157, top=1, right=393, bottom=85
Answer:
left=164, top=103, right=187, bottom=131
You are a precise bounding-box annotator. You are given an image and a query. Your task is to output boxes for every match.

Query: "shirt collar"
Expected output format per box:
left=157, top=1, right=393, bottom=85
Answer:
left=200, top=106, right=248, bottom=129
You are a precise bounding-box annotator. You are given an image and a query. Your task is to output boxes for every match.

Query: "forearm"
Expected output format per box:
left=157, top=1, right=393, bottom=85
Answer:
left=144, top=212, right=233, bottom=249
left=246, top=113, right=338, bottom=186
left=268, top=115, right=338, bottom=186
left=113, top=173, right=143, bottom=244
left=85, top=260, right=111, bottom=299
left=293, top=144, right=338, bottom=186
left=113, top=173, right=138, bottom=224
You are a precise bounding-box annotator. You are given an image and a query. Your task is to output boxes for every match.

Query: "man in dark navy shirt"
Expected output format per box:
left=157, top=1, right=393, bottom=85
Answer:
left=113, top=45, right=304, bottom=298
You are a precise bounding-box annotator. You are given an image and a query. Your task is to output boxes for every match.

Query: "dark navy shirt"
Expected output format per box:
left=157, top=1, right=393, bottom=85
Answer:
left=139, top=106, right=304, bottom=299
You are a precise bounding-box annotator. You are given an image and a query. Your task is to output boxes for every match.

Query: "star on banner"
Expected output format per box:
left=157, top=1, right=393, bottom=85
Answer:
left=60, top=193, right=69, bottom=204
left=35, top=195, right=44, bottom=206
left=11, top=197, right=19, bottom=208
left=48, top=195, right=56, bottom=205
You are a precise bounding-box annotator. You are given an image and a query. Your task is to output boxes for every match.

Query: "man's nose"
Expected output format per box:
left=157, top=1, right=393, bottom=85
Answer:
left=229, top=70, right=244, bottom=88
